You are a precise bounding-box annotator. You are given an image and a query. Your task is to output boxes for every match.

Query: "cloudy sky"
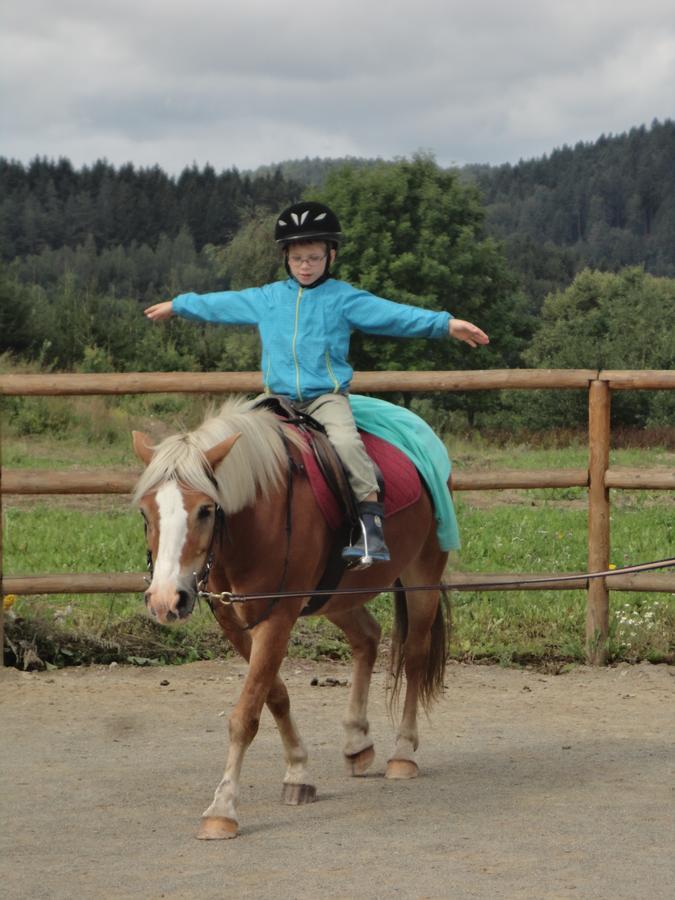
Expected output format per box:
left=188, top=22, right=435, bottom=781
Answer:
left=3, top=0, right=674, bottom=173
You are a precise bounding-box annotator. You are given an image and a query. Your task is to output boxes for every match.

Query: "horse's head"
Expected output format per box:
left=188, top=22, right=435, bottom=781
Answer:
left=132, top=429, right=240, bottom=624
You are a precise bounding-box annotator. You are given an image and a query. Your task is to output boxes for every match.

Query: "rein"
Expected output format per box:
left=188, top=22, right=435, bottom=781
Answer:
left=198, top=556, right=675, bottom=608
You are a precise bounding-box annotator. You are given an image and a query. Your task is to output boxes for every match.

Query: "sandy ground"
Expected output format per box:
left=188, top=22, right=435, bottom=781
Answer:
left=1, top=657, right=673, bottom=900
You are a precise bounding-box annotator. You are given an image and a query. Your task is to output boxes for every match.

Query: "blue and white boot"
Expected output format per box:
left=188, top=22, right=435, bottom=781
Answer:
left=341, top=501, right=390, bottom=569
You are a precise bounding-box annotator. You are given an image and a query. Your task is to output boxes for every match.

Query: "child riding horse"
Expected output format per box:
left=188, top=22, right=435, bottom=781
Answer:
left=144, top=201, right=489, bottom=568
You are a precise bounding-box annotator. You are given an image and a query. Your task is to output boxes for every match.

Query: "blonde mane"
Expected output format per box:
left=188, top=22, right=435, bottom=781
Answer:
left=132, top=397, right=305, bottom=514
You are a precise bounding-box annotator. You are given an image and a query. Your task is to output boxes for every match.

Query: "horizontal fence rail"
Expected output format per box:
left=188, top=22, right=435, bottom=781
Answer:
left=2, top=369, right=674, bottom=396
left=3, top=572, right=673, bottom=597
left=1, top=368, right=673, bottom=667
left=4, top=467, right=675, bottom=495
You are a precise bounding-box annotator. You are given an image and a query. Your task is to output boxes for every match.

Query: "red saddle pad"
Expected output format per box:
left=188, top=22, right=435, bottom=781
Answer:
left=300, top=430, right=422, bottom=530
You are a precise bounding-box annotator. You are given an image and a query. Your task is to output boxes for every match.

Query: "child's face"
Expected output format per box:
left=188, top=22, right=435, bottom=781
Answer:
left=286, top=241, right=336, bottom=286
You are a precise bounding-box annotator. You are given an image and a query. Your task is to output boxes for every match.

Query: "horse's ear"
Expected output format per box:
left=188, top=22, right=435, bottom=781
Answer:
left=205, top=432, right=242, bottom=469
left=132, top=431, right=155, bottom=466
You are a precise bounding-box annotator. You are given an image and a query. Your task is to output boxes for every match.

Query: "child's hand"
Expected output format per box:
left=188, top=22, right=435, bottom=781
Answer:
left=449, top=319, right=490, bottom=348
left=144, top=301, right=174, bottom=322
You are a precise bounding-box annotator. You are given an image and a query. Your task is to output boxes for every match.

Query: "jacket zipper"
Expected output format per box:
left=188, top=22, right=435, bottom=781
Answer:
left=263, top=354, right=272, bottom=393
left=324, top=351, right=340, bottom=392
left=292, top=286, right=304, bottom=401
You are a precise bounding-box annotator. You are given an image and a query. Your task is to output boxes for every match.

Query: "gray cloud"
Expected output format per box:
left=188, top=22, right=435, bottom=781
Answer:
left=3, top=0, right=674, bottom=172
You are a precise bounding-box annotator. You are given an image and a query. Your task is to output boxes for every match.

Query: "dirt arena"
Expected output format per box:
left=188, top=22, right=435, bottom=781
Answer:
left=1, top=658, right=673, bottom=899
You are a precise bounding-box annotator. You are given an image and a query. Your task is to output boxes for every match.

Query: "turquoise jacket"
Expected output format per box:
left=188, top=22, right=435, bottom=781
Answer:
left=172, top=278, right=452, bottom=401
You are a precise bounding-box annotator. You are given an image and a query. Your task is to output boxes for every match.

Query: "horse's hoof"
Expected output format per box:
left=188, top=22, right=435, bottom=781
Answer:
left=345, top=745, right=375, bottom=776
left=385, top=759, right=419, bottom=780
left=196, top=816, right=239, bottom=840
left=281, top=783, right=317, bottom=805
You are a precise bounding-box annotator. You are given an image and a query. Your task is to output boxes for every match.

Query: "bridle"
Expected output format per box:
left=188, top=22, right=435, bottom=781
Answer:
left=144, top=438, right=297, bottom=631
left=144, top=503, right=225, bottom=595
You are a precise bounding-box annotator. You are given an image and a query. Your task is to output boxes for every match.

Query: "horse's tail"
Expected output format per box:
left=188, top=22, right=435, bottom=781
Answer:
left=389, top=581, right=450, bottom=714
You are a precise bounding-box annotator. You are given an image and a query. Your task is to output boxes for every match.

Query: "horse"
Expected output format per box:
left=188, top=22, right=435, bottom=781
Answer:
left=132, top=397, right=450, bottom=840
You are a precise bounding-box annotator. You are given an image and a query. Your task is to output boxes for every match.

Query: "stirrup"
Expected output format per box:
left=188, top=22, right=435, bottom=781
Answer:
left=341, top=503, right=390, bottom=569
left=342, top=520, right=375, bottom=570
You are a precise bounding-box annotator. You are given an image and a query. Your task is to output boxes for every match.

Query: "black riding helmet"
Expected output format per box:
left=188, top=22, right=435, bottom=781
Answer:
left=275, top=201, right=342, bottom=246
left=275, top=202, right=342, bottom=287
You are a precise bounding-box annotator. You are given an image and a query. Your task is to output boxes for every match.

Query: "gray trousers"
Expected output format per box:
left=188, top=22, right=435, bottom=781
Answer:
left=260, top=393, right=379, bottom=501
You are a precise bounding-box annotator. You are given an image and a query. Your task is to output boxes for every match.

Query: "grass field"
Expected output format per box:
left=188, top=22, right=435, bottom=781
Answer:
left=2, top=423, right=674, bottom=670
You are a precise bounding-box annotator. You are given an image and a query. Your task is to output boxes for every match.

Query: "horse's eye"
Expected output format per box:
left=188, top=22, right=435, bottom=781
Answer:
left=197, top=505, right=214, bottom=520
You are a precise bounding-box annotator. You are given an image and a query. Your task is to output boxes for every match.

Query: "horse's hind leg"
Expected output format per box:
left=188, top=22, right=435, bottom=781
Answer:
left=326, top=605, right=381, bottom=776
left=266, top=677, right=316, bottom=805
left=387, top=549, right=448, bottom=780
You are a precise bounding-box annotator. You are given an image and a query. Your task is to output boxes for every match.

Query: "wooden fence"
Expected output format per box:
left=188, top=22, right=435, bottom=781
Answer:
left=1, top=368, right=674, bottom=666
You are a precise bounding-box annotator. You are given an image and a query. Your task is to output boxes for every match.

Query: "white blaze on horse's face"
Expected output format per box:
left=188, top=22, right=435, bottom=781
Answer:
left=153, top=481, right=188, bottom=592
left=141, top=483, right=216, bottom=624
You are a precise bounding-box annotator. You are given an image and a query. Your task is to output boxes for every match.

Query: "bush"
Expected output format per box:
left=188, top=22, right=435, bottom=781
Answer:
left=10, top=396, right=76, bottom=436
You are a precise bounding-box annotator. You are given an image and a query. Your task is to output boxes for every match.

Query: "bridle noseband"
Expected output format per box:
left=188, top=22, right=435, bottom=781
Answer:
left=144, top=503, right=225, bottom=596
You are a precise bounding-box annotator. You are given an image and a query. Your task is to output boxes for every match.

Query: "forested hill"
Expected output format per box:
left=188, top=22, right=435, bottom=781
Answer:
left=2, top=119, right=672, bottom=280
left=467, top=119, right=675, bottom=278
left=0, top=160, right=301, bottom=260
left=256, top=120, right=675, bottom=285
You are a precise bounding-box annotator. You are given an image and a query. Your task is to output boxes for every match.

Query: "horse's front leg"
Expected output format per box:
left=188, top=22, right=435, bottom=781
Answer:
left=209, top=602, right=314, bottom=806
left=326, top=605, right=381, bottom=776
left=198, top=613, right=313, bottom=840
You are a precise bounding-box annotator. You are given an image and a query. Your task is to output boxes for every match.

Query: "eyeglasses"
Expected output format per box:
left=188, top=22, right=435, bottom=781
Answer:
left=287, top=253, right=327, bottom=266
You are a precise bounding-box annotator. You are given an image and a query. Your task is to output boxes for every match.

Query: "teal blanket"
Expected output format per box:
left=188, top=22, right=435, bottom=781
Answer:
left=348, top=394, right=460, bottom=551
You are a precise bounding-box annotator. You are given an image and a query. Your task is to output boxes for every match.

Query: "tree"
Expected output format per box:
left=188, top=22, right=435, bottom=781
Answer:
left=315, top=155, right=529, bottom=424
left=0, top=268, right=34, bottom=354
left=206, top=208, right=283, bottom=290
left=523, top=267, right=675, bottom=426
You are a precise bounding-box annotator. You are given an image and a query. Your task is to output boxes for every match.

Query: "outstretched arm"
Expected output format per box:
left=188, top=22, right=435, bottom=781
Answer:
left=146, top=289, right=263, bottom=325
left=342, top=287, right=490, bottom=347
left=449, top=319, right=489, bottom=348
left=144, top=301, right=174, bottom=322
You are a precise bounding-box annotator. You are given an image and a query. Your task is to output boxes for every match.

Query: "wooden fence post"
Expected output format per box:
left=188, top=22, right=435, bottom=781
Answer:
left=587, top=379, right=611, bottom=664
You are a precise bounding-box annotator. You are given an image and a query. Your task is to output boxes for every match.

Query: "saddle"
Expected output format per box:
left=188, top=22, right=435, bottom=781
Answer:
left=254, top=396, right=422, bottom=614
left=254, top=394, right=362, bottom=524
